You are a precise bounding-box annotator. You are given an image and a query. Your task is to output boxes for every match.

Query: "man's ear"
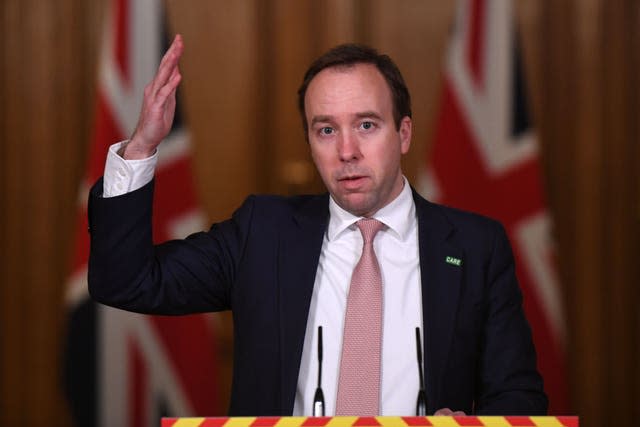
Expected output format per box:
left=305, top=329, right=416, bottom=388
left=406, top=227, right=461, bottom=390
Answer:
left=399, top=116, right=412, bottom=154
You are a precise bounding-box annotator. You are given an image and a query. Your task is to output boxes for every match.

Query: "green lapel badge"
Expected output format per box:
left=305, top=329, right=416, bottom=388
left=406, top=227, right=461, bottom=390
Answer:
left=446, top=256, right=462, bottom=266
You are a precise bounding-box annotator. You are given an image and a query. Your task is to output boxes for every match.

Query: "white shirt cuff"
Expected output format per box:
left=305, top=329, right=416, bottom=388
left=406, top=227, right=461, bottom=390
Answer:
left=103, top=140, right=158, bottom=197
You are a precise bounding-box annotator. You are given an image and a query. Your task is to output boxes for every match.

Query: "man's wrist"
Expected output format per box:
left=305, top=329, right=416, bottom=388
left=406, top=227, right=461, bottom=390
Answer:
left=118, top=139, right=156, bottom=160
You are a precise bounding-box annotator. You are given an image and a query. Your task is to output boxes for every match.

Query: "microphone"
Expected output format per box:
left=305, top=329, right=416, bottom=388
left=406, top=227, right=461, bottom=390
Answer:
left=415, top=327, right=428, bottom=416
left=312, top=326, right=325, bottom=416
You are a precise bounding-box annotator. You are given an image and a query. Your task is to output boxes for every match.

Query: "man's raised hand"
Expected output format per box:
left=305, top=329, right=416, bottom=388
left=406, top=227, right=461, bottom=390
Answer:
left=120, top=34, right=184, bottom=159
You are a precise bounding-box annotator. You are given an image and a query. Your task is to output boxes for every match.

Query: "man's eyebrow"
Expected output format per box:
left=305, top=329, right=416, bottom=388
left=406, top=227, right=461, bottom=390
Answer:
left=310, top=111, right=384, bottom=127
left=355, top=111, right=383, bottom=121
left=310, top=115, right=334, bottom=126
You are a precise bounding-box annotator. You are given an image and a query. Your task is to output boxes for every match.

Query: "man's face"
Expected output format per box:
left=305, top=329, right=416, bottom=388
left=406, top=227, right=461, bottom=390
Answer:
left=305, top=63, right=412, bottom=217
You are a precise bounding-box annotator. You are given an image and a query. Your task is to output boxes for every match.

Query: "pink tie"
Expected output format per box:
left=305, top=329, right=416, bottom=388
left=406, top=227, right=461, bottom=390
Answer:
left=336, top=218, right=384, bottom=416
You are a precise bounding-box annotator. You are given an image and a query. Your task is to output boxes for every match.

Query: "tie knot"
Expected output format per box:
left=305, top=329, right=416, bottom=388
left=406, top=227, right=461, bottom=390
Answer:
left=357, top=218, right=384, bottom=243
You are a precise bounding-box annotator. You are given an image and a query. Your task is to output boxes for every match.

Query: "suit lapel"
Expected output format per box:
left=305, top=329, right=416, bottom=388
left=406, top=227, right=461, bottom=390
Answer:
left=277, top=194, right=329, bottom=414
left=413, top=191, right=464, bottom=412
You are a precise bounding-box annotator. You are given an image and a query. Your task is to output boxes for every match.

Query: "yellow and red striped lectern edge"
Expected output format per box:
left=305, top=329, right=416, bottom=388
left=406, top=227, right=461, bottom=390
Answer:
left=161, top=416, right=579, bottom=427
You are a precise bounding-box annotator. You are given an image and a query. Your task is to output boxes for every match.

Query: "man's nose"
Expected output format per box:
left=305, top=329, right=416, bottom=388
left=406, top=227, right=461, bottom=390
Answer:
left=337, top=132, right=362, bottom=162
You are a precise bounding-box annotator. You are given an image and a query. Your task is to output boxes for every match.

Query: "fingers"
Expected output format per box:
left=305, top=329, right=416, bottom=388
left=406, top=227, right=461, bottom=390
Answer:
left=142, top=34, right=182, bottom=119
left=127, top=35, right=183, bottom=155
left=149, top=34, right=184, bottom=97
left=155, top=64, right=181, bottom=104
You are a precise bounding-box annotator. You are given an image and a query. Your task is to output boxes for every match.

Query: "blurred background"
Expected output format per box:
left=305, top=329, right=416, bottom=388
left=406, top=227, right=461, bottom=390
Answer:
left=1, top=0, right=638, bottom=426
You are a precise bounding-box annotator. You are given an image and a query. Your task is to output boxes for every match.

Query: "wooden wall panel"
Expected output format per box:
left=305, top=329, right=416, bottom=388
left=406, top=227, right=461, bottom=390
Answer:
left=261, top=0, right=321, bottom=195
left=1, top=1, right=639, bottom=426
left=635, top=5, right=640, bottom=420
left=315, top=0, right=358, bottom=48
left=569, top=1, right=607, bottom=424
left=600, top=1, right=638, bottom=424
left=1, top=0, right=103, bottom=425
left=167, top=1, right=260, bottom=221
left=1, top=2, right=25, bottom=421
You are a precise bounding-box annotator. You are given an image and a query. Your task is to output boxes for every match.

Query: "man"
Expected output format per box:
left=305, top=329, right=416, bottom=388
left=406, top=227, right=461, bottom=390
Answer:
left=88, top=35, right=547, bottom=416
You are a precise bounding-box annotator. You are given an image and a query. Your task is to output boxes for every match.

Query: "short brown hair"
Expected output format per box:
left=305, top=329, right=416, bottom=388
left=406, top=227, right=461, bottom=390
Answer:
left=297, top=43, right=412, bottom=139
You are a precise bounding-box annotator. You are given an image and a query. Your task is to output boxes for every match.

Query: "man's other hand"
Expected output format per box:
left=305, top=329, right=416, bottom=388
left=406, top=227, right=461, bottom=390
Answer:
left=434, top=408, right=466, bottom=416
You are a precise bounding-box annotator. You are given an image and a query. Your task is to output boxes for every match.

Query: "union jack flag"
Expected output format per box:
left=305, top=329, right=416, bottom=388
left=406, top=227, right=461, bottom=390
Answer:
left=63, top=0, right=219, bottom=425
left=418, top=0, right=568, bottom=413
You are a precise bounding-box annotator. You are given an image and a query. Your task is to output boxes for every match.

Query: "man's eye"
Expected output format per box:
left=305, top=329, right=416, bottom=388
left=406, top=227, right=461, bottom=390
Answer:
left=320, top=127, right=334, bottom=135
left=360, top=121, right=374, bottom=130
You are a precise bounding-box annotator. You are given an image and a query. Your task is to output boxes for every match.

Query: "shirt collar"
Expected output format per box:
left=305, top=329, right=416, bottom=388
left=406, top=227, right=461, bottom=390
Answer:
left=327, top=176, right=416, bottom=241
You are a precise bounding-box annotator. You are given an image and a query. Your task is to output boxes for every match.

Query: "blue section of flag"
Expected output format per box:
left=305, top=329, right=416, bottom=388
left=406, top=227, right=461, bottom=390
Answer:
left=511, top=36, right=530, bottom=139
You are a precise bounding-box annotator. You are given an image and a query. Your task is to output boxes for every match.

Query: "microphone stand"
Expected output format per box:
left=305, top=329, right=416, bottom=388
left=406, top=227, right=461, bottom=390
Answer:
left=313, top=326, right=325, bottom=416
left=415, top=327, right=428, bottom=416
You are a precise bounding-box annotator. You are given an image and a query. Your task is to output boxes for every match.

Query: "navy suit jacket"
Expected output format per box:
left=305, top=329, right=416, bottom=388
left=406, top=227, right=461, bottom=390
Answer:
left=88, top=179, right=547, bottom=416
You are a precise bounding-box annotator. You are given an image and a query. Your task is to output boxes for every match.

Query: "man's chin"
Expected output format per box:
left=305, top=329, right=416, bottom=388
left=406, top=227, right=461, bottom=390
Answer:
left=334, top=193, right=376, bottom=217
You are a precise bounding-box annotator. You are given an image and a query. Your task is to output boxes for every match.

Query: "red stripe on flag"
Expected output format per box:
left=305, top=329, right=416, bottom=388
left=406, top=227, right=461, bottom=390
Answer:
left=70, top=214, right=90, bottom=272
left=69, top=91, right=123, bottom=273
left=153, top=156, right=200, bottom=241
left=88, top=91, right=124, bottom=182
left=150, top=315, right=219, bottom=416
left=509, top=238, right=568, bottom=414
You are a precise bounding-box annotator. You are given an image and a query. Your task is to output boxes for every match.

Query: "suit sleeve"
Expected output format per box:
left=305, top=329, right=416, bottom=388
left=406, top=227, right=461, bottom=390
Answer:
left=87, top=177, right=254, bottom=315
left=474, top=223, right=549, bottom=415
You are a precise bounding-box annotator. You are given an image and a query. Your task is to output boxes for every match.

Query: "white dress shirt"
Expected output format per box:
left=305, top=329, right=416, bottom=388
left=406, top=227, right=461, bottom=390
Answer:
left=293, top=178, right=422, bottom=416
left=103, top=142, right=423, bottom=415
